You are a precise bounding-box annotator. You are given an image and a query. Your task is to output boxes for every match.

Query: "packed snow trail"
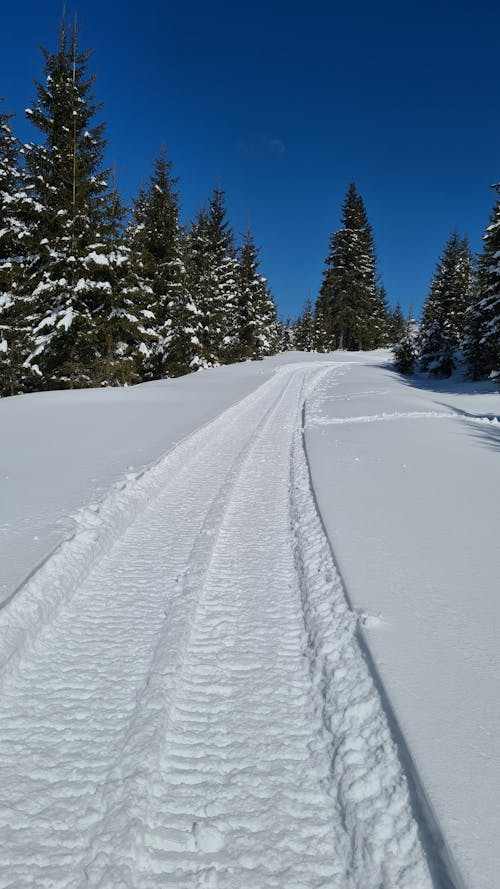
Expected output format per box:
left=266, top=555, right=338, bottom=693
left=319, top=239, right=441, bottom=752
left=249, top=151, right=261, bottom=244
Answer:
left=0, top=365, right=434, bottom=888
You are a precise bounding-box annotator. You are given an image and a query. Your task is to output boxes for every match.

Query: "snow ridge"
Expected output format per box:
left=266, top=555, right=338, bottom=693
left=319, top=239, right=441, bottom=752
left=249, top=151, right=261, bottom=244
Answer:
left=291, top=382, right=435, bottom=889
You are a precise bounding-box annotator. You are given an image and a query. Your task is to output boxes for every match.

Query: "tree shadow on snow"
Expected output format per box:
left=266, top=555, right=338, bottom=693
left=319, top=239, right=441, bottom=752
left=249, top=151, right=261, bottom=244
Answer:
left=377, top=361, right=499, bottom=397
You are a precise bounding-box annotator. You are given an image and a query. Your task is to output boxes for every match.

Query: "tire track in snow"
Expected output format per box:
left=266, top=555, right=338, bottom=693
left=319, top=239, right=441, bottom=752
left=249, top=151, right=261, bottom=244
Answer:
left=79, top=372, right=299, bottom=888
left=95, top=367, right=352, bottom=889
left=0, top=368, right=301, bottom=889
left=0, top=367, right=293, bottom=678
left=292, top=379, right=438, bottom=888
left=0, top=364, right=438, bottom=889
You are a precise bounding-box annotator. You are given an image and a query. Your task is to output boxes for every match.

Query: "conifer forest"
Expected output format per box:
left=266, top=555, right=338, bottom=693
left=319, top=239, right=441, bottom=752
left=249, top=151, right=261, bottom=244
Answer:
left=0, top=19, right=499, bottom=396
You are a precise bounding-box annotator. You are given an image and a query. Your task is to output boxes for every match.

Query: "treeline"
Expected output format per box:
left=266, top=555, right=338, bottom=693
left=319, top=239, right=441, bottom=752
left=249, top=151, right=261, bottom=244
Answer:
left=285, top=183, right=399, bottom=353
left=0, top=22, right=280, bottom=396
left=287, top=179, right=499, bottom=383
left=394, top=210, right=500, bottom=381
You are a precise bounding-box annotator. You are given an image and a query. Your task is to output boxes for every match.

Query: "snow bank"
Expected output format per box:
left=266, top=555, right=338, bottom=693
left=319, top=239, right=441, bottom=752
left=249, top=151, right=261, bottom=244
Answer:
left=305, top=358, right=500, bottom=889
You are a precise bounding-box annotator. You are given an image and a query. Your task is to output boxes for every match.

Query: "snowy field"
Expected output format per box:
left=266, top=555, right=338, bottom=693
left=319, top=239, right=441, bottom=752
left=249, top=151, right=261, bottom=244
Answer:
left=0, top=351, right=498, bottom=888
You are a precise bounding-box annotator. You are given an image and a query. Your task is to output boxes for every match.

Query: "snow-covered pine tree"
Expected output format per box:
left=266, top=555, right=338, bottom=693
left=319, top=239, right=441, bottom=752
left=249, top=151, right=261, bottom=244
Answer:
left=393, top=311, right=418, bottom=375
left=464, top=185, right=500, bottom=381
left=294, top=298, right=315, bottom=351
left=313, top=291, right=335, bottom=352
left=21, top=20, right=129, bottom=388
left=205, top=187, right=240, bottom=364
left=128, top=149, right=202, bottom=378
left=185, top=188, right=239, bottom=365
left=281, top=316, right=295, bottom=351
left=0, top=108, right=33, bottom=394
left=235, top=229, right=280, bottom=360
left=81, top=181, right=149, bottom=386
left=316, top=183, right=380, bottom=351
left=389, top=301, right=406, bottom=345
left=370, top=284, right=391, bottom=347
left=419, top=232, right=473, bottom=377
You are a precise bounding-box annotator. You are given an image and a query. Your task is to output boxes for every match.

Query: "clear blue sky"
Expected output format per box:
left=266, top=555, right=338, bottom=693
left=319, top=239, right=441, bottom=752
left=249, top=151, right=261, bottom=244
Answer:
left=2, top=0, right=499, bottom=319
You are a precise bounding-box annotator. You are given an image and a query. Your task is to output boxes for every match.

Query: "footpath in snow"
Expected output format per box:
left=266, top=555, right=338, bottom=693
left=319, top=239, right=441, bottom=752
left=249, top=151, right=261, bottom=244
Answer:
left=0, top=360, right=436, bottom=888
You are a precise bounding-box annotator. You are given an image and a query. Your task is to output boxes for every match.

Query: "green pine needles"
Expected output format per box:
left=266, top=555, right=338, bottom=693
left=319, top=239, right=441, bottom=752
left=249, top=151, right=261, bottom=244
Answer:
left=0, top=20, right=280, bottom=396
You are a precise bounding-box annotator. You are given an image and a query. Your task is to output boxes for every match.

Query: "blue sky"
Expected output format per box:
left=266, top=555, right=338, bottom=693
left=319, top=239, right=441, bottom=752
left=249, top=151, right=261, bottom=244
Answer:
left=2, top=0, right=499, bottom=319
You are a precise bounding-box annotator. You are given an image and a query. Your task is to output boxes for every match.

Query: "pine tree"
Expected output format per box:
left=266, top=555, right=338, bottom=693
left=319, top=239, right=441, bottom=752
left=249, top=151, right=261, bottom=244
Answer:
left=235, top=230, right=280, bottom=360
left=393, top=311, right=418, bottom=375
left=21, top=20, right=125, bottom=388
left=0, top=108, right=32, bottom=394
left=185, top=188, right=239, bottom=365
left=294, top=298, right=315, bottom=351
left=317, top=183, right=380, bottom=351
left=281, top=316, right=295, bottom=351
left=206, top=187, right=240, bottom=363
left=371, top=284, right=391, bottom=347
left=128, top=149, right=202, bottom=378
left=389, top=301, right=406, bottom=345
left=464, top=185, right=500, bottom=380
left=83, top=181, right=148, bottom=386
left=419, top=232, right=473, bottom=377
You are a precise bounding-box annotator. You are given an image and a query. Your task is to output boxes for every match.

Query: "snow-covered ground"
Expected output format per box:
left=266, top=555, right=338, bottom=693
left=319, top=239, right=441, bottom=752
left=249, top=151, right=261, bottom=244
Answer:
left=0, top=352, right=498, bottom=888
left=0, top=353, right=333, bottom=606
left=305, top=359, right=500, bottom=889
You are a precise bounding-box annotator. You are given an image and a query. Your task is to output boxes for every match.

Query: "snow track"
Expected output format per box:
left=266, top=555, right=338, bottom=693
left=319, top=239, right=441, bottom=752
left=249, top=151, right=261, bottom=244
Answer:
left=0, top=365, right=435, bottom=888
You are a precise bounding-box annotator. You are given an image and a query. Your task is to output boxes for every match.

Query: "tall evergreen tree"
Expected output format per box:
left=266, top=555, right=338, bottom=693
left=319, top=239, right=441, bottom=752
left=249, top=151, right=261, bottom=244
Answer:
left=234, top=229, right=280, bottom=360
left=128, top=149, right=203, bottom=378
left=317, top=183, right=380, bottom=351
left=389, top=301, right=406, bottom=345
left=464, top=185, right=500, bottom=380
left=0, top=108, right=33, bottom=394
left=294, top=297, right=315, bottom=351
left=393, top=311, right=418, bottom=375
left=21, top=20, right=129, bottom=387
left=371, top=284, right=391, bottom=347
left=206, top=187, right=240, bottom=363
left=185, top=188, right=239, bottom=365
left=419, top=232, right=473, bottom=377
left=83, top=180, right=149, bottom=386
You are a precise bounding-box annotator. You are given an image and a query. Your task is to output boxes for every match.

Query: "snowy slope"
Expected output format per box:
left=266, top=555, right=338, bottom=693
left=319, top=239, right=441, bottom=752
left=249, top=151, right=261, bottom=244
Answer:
left=305, top=358, right=500, bottom=889
left=0, top=352, right=498, bottom=888
left=0, top=353, right=334, bottom=606
left=0, top=359, right=434, bottom=889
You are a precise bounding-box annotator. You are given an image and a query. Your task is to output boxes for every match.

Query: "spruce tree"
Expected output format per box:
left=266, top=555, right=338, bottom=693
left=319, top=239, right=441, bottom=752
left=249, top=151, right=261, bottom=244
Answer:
left=393, top=312, right=418, bottom=375
left=464, top=185, right=500, bottom=380
left=185, top=188, right=239, bottom=365
left=0, top=108, right=32, bottom=394
left=128, top=149, right=202, bottom=378
left=21, top=20, right=125, bottom=387
left=294, top=298, right=315, bottom=351
left=317, top=183, right=380, bottom=351
left=206, top=187, right=240, bottom=363
left=371, top=284, right=391, bottom=347
left=419, top=232, right=473, bottom=377
left=84, top=181, right=148, bottom=385
left=389, top=301, right=406, bottom=345
left=281, top=317, right=295, bottom=351
left=235, top=230, right=280, bottom=360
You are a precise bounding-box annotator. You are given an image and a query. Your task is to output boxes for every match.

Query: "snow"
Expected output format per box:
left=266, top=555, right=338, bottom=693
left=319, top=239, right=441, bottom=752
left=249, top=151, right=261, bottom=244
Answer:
left=84, top=251, right=110, bottom=266
left=0, top=354, right=329, bottom=606
left=305, top=355, right=500, bottom=889
left=0, top=350, right=498, bottom=888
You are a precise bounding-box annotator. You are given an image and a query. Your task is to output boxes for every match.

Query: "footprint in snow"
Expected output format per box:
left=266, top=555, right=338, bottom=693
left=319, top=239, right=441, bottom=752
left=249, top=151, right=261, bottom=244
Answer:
left=192, top=821, right=225, bottom=853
